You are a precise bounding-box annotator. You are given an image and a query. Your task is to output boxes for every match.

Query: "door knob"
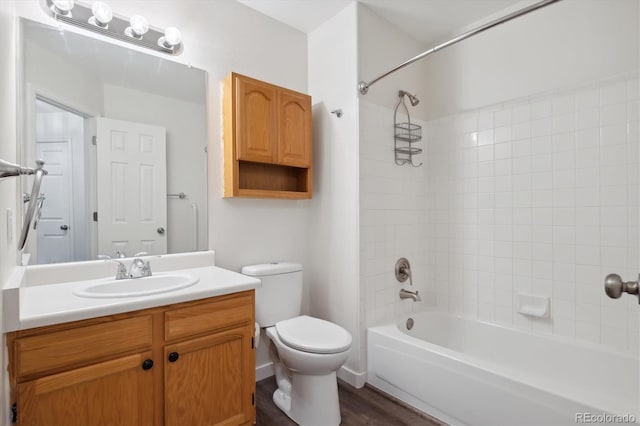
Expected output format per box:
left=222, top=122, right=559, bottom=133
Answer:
left=157, top=227, right=165, bottom=235
left=60, top=224, right=69, bottom=231
left=168, top=352, right=179, bottom=362
left=604, top=273, right=639, bottom=303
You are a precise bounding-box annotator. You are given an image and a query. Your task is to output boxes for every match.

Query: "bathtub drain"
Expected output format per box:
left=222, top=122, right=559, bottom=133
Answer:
left=406, top=318, right=414, bottom=330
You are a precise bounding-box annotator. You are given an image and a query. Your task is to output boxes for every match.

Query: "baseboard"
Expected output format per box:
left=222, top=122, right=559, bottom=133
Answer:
left=256, top=362, right=366, bottom=388
left=337, top=365, right=367, bottom=388
left=256, top=362, right=274, bottom=382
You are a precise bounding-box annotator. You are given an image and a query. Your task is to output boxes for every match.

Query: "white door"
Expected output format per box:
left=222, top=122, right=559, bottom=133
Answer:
left=35, top=140, right=74, bottom=263
left=96, top=118, right=167, bottom=257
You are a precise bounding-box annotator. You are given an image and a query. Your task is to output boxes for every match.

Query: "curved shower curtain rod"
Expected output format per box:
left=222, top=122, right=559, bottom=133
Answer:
left=358, top=0, right=564, bottom=95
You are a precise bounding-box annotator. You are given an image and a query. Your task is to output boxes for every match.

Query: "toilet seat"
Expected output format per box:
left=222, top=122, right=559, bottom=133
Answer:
left=274, top=315, right=352, bottom=354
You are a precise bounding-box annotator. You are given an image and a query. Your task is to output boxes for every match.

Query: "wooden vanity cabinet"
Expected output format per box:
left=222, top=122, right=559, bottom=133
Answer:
left=223, top=72, right=313, bottom=199
left=7, top=291, right=256, bottom=426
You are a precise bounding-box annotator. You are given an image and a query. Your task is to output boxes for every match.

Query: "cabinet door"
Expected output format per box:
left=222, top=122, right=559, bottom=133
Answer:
left=16, top=352, right=154, bottom=426
left=277, top=89, right=312, bottom=167
left=236, top=76, right=278, bottom=164
left=165, top=325, right=255, bottom=426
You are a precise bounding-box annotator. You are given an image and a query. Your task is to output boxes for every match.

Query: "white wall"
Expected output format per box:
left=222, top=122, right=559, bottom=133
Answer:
left=0, top=1, right=17, bottom=422
left=423, top=0, right=640, bottom=120
left=103, top=84, right=208, bottom=254
left=357, top=4, right=428, bottom=121
left=307, top=3, right=363, bottom=385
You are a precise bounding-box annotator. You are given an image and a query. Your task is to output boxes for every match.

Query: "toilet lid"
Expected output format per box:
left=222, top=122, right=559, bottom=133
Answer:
left=275, top=315, right=352, bottom=354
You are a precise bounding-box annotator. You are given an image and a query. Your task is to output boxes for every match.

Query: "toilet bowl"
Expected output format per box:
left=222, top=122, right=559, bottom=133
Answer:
left=264, top=316, right=351, bottom=425
left=242, top=263, right=352, bottom=426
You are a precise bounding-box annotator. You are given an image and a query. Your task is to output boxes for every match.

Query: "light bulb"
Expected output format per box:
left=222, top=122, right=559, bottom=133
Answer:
left=89, top=2, right=113, bottom=28
left=51, top=0, right=75, bottom=15
left=164, top=27, right=182, bottom=46
left=159, top=27, right=182, bottom=49
left=126, top=15, right=149, bottom=39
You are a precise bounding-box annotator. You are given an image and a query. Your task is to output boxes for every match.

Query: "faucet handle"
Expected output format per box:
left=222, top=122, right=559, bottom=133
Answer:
left=142, top=260, right=152, bottom=276
left=128, top=258, right=152, bottom=278
left=107, top=259, right=128, bottom=280
left=395, top=258, right=413, bottom=286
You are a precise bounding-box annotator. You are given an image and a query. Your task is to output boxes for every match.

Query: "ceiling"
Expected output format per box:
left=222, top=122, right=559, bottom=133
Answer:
left=237, top=0, right=535, bottom=46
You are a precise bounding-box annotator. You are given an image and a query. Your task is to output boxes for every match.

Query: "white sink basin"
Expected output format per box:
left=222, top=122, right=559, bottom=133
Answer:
left=73, top=274, right=199, bottom=298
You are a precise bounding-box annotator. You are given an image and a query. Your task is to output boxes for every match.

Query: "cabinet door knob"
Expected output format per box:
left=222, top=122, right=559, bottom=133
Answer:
left=168, top=352, right=179, bottom=362
left=142, top=359, right=154, bottom=370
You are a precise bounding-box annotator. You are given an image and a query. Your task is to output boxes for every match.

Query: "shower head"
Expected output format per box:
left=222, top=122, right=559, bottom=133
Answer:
left=399, top=90, right=420, bottom=106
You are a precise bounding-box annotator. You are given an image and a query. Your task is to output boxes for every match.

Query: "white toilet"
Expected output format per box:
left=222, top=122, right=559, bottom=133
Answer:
left=242, top=262, right=352, bottom=426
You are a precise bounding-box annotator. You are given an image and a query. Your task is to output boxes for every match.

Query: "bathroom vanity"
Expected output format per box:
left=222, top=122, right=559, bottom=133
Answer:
left=4, top=251, right=259, bottom=426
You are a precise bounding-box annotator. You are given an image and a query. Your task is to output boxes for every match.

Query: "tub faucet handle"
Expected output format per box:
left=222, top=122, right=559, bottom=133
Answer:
left=395, top=258, right=413, bottom=286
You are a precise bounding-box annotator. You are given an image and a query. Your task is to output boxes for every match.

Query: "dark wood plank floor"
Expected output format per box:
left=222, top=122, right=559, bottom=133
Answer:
left=256, top=377, right=444, bottom=426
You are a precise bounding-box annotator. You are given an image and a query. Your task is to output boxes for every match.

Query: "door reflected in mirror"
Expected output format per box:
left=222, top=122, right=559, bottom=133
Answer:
left=20, top=18, right=208, bottom=265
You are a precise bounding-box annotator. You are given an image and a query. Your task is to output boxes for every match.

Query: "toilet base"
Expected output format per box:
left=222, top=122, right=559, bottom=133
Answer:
left=274, top=371, right=341, bottom=426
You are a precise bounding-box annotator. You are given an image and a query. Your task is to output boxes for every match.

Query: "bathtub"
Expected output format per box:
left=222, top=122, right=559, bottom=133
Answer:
left=367, top=310, right=639, bottom=425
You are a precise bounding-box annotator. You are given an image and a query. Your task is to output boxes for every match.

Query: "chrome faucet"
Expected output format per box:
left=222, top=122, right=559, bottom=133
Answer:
left=128, top=258, right=152, bottom=279
left=399, top=288, right=421, bottom=302
left=108, top=258, right=151, bottom=279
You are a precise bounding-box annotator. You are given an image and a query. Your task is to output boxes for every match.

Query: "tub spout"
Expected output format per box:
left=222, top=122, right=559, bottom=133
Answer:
left=400, top=288, right=421, bottom=302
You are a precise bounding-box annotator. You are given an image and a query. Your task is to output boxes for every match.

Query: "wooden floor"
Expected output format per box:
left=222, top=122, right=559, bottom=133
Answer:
left=256, top=377, right=444, bottom=426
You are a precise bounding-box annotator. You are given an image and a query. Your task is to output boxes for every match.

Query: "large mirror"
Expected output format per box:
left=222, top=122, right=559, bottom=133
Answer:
left=19, top=18, right=208, bottom=265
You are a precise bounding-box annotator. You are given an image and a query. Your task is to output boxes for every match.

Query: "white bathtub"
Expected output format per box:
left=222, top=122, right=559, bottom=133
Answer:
left=367, top=310, right=639, bottom=425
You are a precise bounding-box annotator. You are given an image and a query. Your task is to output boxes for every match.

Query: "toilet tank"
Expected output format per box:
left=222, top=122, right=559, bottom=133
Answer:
left=242, top=262, right=303, bottom=327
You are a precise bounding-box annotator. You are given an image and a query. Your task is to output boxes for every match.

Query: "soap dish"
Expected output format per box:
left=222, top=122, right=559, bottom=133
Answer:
left=517, top=294, right=550, bottom=319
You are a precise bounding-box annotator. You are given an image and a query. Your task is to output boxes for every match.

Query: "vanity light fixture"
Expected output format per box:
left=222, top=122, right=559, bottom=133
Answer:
left=88, top=1, right=112, bottom=28
left=41, top=0, right=184, bottom=56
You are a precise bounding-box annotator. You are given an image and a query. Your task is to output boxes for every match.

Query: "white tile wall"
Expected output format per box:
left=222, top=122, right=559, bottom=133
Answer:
left=359, top=100, right=430, bottom=335
left=425, top=73, right=640, bottom=354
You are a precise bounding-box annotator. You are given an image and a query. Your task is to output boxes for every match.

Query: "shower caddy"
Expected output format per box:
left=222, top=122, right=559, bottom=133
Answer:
left=393, top=91, right=422, bottom=167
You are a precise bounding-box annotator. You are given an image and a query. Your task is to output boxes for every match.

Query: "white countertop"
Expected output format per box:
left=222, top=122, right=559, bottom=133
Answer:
left=3, top=251, right=261, bottom=331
